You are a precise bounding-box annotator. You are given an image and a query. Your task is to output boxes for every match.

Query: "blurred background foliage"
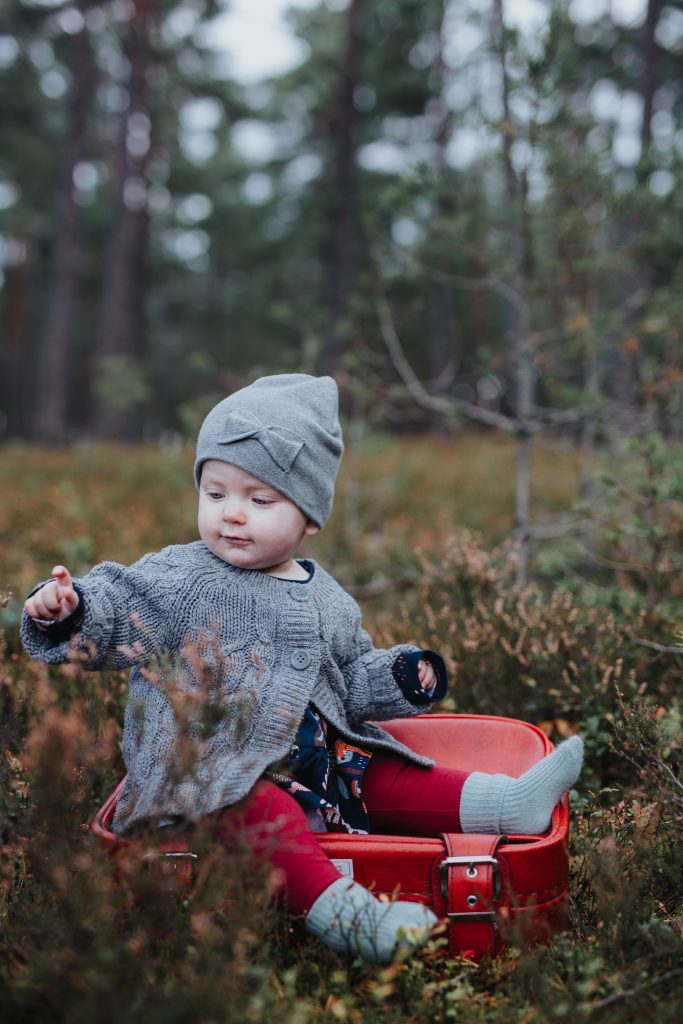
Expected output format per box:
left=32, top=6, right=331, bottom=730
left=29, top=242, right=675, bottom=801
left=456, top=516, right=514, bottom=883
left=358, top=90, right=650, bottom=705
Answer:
left=1, top=0, right=683, bottom=1021
left=1, top=0, right=682, bottom=445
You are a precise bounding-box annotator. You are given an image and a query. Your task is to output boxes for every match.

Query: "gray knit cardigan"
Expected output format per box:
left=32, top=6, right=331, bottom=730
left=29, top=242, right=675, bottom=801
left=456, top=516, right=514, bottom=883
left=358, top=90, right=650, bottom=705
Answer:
left=21, top=542, right=440, bottom=835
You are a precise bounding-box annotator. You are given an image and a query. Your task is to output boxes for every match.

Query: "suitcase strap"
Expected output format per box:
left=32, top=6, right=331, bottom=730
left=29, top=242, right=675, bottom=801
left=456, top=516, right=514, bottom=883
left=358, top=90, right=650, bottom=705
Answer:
left=431, top=833, right=508, bottom=960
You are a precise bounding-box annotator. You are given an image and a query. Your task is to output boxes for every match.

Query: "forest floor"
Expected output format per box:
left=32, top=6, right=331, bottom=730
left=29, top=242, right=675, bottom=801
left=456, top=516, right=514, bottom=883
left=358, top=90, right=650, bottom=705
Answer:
left=1, top=435, right=681, bottom=1023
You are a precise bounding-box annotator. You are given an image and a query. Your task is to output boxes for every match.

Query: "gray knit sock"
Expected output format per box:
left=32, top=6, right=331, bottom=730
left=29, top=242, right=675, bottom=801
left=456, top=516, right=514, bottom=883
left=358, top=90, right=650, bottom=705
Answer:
left=305, top=877, right=438, bottom=964
left=459, top=736, right=584, bottom=835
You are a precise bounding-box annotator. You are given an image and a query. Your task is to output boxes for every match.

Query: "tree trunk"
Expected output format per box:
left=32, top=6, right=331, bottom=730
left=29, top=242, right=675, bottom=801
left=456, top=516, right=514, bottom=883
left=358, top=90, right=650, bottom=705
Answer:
left=492, top=0, right=534, bottom=586
left=640, top=0, right=662, bottom=153
left=577, top=286, right=600, bottom=497
left=427, top=2, right=455, bottom=421
left=611, top=0, right=662, bottom=433
left=1, top=237, right=41, bottom=437
left=33, top=0, right=96, bottom=441
left=90, top=0, right=154, bottom=439
left=320, top=0, right=366, bottom=380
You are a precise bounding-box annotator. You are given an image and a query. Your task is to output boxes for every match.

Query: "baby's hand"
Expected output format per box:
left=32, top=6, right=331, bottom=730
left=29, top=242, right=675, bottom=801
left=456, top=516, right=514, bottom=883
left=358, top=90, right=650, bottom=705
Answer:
left=417, top=658, right=436, bottom=691
left=24, top=565, right=79, bottom=624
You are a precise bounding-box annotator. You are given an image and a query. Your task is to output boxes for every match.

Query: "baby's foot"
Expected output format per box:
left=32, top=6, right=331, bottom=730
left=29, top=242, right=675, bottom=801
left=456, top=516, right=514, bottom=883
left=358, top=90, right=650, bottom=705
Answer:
left=305, top=877, right=437, bottom=963
left=459, top=736, right=584, bottom=835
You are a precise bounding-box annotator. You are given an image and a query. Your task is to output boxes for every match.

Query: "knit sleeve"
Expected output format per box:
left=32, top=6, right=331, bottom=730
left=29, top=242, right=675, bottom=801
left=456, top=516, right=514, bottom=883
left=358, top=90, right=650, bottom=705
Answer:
left=26, top=582, right=86, bottom=643
left=340, top=626, right=447, bottom=724
left=20, top=547, right=186, bottom=669
left=391, top=649, right=448, bottom=706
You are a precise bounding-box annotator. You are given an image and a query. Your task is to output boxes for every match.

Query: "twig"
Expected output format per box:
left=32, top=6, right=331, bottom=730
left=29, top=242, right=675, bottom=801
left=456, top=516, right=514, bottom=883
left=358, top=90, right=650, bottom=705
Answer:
left=376, top=291, right=591, bottom=434
left=578, top=967, right=683, bottom=1013
left=522, top=514, right=588, bottom=540
left=624, top=633, right=683, bottom=656
left=376, top=293, right=521, bottom=433
left=528, top=403, right=594, bottom=426
left=387, top=245, right=527, bottom=312
left=343, top=573, right=422, bottom=600
left=585, top=551, right=683, bottom=573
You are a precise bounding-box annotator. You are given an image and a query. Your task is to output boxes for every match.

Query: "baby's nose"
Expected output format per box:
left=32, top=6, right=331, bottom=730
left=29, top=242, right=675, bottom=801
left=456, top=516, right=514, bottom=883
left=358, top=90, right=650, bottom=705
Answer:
left=223, top=502, right=246, bottom=523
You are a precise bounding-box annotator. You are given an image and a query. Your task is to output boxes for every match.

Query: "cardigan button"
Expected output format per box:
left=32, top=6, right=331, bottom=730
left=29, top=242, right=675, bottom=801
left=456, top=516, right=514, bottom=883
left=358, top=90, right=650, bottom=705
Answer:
left=290, top=649, right=312, bottom=670
left=288, top=586, right=309, bottom=602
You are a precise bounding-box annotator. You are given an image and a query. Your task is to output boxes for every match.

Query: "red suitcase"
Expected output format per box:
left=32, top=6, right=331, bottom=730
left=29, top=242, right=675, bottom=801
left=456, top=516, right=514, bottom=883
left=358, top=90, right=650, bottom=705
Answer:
left=87, top=714, right=570, bottom=960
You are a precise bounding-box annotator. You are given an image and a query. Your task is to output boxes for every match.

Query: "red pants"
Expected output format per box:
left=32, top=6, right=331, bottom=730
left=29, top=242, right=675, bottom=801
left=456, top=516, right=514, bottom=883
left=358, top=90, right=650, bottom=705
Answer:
left=211, top=754, right=467, bottom=916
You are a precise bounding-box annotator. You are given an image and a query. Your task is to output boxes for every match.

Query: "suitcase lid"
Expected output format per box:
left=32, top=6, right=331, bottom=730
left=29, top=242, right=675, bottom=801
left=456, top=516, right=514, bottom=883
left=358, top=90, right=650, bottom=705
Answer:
left=376, top=713, right=553, bottom=776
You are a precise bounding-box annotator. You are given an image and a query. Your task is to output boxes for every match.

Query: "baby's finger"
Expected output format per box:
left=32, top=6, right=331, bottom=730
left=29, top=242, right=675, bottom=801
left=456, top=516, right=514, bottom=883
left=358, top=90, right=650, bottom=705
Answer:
left=23, top=596, right=41, bottom=619
left=25, top=587, right=60, bottom=620
left=417, top=660, right=435, bottom=689
left=43, top=586, right=64, bottom=615
left=52, top=565, right=78, bottom=607
left=52, top=565, right=73, bottom=591
left=62, top=590, right=79, bottom=611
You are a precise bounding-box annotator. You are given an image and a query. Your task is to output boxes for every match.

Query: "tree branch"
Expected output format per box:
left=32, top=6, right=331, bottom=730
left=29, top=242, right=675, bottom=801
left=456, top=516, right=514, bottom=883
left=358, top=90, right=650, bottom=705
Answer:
left=343, top=572, right=421, bottom=600
left=376, top=292, right=522, bottom=433
left=624, top=633, right=683, bottom=656
left=578, top=967, right=683, bottom=1013
left=376, top=288, right=592, bottom=433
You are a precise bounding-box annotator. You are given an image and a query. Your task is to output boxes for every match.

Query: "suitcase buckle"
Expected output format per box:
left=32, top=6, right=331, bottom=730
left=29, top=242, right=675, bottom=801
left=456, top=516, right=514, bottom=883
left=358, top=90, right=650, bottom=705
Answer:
left=143, top=850, right=199, bottom=885
left=439, top=855, right=500, bottom=921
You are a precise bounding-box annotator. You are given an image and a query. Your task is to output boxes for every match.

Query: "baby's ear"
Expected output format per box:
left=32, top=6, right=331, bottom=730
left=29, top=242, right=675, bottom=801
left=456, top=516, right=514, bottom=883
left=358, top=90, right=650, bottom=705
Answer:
left=304, top=520, right=320, bottom=537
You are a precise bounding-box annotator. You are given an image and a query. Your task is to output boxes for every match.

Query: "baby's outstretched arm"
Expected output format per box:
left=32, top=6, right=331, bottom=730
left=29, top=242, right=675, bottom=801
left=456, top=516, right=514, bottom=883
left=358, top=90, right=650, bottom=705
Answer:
left=24, top=565, right=80, bottom=625
left=21, top=548, right=184, bottom=669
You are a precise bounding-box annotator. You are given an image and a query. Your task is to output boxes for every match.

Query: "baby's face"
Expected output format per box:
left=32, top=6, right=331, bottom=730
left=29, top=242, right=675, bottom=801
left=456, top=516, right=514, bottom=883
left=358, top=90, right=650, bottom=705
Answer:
left=198, top=460, right=318, bottom=576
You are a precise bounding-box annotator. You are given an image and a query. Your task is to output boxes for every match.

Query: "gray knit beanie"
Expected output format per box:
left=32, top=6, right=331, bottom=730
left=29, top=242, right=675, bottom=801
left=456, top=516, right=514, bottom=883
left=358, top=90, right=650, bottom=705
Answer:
left=194, top=374, right=343, bottom=527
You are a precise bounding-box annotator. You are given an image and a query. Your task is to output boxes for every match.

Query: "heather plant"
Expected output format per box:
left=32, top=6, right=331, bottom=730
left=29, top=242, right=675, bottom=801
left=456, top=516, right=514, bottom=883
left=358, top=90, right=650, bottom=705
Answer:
left=369, top=532, right=680, bottom=793
left=537, top=432, right=683, bottom=634
left=1, top=439, right=682, bottom=1022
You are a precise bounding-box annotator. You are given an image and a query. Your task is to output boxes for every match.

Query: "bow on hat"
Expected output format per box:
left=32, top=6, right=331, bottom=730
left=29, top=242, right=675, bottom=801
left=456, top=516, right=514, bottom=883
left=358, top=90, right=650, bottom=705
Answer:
left=218, top=412, right=304, bottom=473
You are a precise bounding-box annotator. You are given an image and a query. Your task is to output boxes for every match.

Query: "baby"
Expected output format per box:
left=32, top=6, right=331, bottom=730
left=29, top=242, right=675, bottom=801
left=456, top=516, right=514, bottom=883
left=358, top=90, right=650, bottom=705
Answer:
left=22, top=373, right=583, bottom=963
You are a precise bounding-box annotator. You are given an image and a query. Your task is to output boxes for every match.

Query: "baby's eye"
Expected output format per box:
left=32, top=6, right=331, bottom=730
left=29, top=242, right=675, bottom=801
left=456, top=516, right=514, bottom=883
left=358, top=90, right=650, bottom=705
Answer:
left=208, top=492, right=224, bottom=500
left=252, top=497, right=274, bottom=506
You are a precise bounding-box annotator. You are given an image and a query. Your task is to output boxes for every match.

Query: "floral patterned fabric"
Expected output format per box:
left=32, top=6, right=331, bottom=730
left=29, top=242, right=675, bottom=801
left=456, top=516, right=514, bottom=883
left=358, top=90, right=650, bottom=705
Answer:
left=266, top=647, right=447, bottom=835
left=267, top=706, right=373, bottom=834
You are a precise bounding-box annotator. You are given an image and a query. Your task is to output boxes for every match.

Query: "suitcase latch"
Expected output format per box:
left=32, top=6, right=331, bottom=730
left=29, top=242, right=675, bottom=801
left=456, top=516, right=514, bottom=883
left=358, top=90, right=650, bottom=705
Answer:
left=439, top=855, right=500, bottom=921
left=143, top=850, right=199, bottom=886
